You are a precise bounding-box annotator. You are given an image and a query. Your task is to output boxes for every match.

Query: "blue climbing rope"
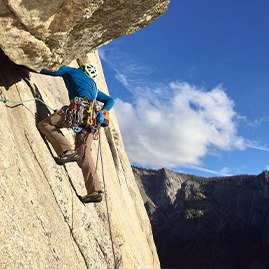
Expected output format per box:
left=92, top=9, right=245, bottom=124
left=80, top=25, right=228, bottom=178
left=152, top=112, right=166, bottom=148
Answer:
left=0, top=93, right=55, bottom=111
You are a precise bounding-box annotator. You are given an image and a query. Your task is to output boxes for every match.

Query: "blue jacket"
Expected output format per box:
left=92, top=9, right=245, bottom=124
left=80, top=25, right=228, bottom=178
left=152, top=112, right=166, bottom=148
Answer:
left=40, top=66, right=114, bottom=111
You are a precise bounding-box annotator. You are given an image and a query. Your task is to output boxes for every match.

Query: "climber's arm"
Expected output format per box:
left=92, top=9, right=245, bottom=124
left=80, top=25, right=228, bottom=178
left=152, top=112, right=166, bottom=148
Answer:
left=40, top=66, right=71, bottom=77
left=96, top=91, right=114, bottom=111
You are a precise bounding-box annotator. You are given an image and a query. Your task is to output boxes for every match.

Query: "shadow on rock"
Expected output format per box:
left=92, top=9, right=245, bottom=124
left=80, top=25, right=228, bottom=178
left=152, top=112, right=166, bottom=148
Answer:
left=0, top=48, right=52, bottom=122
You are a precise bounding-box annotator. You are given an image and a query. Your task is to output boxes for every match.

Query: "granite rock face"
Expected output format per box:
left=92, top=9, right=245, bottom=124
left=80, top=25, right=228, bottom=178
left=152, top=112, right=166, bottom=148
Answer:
left=133, top=166, right=269, bottom=269
left=0, top=50, right=160, bottom=269
left=0, top=0, right=169, bottom=71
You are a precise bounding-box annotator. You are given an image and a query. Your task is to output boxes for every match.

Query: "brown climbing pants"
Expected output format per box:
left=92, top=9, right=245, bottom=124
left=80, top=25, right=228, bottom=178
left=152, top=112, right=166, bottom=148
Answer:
left=37, top=106, right=101, bottom=194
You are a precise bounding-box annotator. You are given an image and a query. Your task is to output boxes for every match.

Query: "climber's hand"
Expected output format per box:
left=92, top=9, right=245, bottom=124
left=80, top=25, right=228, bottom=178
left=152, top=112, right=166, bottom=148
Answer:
left=97, top=110, right=104, bottom=125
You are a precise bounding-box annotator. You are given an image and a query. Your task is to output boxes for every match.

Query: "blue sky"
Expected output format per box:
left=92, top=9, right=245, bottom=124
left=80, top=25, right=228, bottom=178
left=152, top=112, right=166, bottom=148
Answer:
left=99, top=0, right=269, bottom=177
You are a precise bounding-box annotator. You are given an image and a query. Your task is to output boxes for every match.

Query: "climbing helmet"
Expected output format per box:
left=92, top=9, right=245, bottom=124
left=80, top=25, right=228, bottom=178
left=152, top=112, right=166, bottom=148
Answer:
left=80, top=63, right=98, bottom=79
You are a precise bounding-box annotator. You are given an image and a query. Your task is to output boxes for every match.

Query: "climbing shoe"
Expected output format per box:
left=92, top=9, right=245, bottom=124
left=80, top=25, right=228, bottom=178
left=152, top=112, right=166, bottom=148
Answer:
left=79, top=192, right=102, bottom=203
left=55, top=149, right=80, bottom=165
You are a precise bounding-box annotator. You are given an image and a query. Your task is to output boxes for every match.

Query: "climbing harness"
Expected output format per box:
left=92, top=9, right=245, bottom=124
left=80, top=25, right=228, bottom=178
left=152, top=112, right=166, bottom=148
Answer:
left=65, top=79, right=101, bottom=139
left=96, top=130, right=118, bottom=269
left=65, top=97, right=91, bottom=133
left=0, top=88, right=55, bottom=111
left=65, top=96, right=101, bottom=139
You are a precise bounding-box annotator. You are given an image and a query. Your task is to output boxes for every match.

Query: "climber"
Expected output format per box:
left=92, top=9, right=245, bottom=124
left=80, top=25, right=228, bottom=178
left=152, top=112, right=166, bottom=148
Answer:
left=37, top=64, right=114, bottom=203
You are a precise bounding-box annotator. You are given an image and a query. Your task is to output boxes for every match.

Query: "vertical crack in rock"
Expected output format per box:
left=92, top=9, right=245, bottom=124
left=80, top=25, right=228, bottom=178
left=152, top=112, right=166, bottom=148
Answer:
left=104, top=126, right=121, bottom=172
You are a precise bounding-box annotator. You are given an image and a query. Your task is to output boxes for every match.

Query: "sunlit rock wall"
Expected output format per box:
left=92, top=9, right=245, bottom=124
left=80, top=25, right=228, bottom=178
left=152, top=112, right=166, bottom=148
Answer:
left=0, top=50, right=160, bottom=269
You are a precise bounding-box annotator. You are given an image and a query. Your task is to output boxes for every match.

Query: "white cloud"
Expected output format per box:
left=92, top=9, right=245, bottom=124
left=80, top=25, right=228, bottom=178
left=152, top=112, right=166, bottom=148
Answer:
left=219, top=167, right=230, bottom=175
left=247, top=116, right=269, bottom=127
left=182, top=164, right=231, bottom=176
left=99, top=46, right=155, bottom=92
left=244, top=140, right=269, bottom=151
left=114, top=82, right=245, bottom=168
left=100, top=45, right=248, bottom=171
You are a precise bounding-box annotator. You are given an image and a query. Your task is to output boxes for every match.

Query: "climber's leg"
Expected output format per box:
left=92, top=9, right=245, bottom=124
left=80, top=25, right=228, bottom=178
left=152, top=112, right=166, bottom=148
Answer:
left=37, top=106, right=73, bottom=155
left=75, top=129, right=102, bottom=195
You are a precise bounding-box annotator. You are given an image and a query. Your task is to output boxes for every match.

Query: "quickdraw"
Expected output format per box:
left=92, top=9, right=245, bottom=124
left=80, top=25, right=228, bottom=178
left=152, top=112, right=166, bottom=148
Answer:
left=87, top=102, right=95, bottom=126
left=65, top=96, right=101, bottom=139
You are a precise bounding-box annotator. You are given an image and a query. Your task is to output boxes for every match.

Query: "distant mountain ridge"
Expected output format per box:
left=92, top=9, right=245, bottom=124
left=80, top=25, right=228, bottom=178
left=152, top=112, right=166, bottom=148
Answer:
left=132, top=166, right=269, bottom=269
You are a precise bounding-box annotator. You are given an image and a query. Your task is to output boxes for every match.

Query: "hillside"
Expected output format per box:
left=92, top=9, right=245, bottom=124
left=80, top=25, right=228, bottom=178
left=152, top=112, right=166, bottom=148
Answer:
left=133, top=166, right=269, bottom=269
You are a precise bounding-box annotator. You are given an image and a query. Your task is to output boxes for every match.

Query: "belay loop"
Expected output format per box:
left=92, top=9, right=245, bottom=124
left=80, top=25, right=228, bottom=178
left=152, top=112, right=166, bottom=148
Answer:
left=65, top=96, right=101, bottom=139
